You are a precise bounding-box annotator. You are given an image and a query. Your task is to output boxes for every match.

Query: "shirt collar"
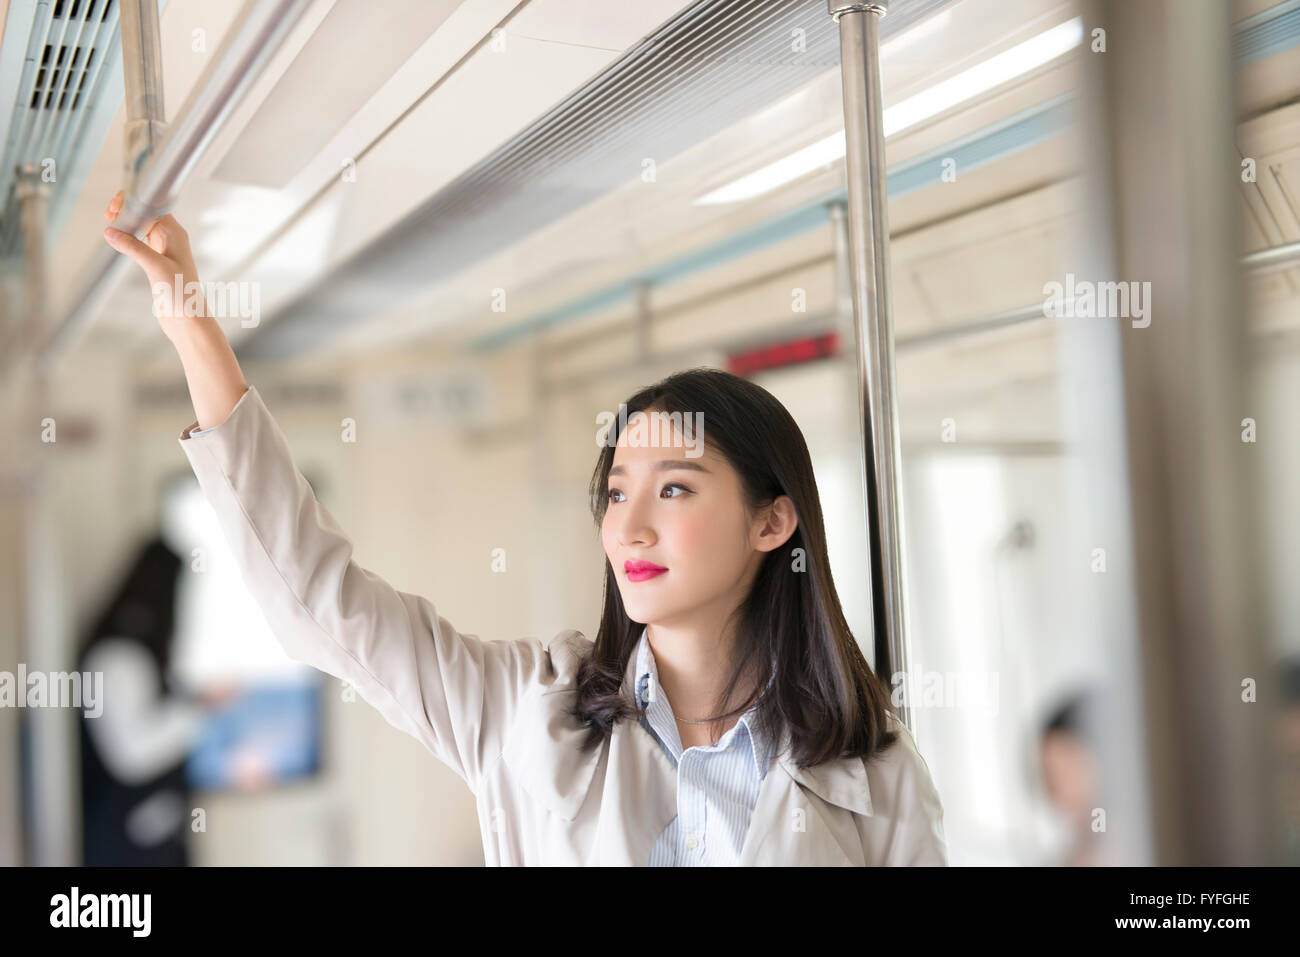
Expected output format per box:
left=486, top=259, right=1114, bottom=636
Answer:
left=632, top=625, right=776, bottom=779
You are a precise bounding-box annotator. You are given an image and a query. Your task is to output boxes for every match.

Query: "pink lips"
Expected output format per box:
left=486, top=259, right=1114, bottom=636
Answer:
left=624, top=559, right=668, bottom=582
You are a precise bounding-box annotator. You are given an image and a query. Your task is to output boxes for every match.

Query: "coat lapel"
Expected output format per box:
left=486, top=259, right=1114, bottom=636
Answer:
left=739, top=725, right=874, bottom=866
left=594, top=714, right=679, bottom=864
left=595, top=642, right=678, bottom=865
left=498, top=633, right=678, bottom=865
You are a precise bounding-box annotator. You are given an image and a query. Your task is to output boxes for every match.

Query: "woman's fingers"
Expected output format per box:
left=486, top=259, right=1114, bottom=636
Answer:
left=102, top=191, right=188, bottom=255
left=103, top=224, right=173, bottom=286
left=101, top=192, right=204, bottom=324
left=102, top=190, right=168, bottom=258
left=146, top=214, right=189, bottom=255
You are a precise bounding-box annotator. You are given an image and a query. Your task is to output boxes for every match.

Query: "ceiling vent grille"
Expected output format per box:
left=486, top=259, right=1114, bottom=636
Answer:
left=238, top=0, right=955, bottom=360
left=0, top=0, right=123, bottom=255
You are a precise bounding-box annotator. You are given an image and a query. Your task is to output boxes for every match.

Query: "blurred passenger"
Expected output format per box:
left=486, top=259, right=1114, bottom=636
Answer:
left=1038, top=689, right=1103, bottom=866
left=76, top=536, right=234, bottom=866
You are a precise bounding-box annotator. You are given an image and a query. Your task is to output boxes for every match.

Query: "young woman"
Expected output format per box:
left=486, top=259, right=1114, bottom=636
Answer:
left=103, top=190, right=948, bottom=866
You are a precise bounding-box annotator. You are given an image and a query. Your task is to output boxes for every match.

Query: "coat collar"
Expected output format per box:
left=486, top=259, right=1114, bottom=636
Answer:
left=630, top=626, right=776, bottom=778
left=775, top=725, right=874, bottom=817
left=499, top=629, right=875, bottom=865
left=622, top=628, right=874, bottom=821
left=627, top=625, right=873, bottom=818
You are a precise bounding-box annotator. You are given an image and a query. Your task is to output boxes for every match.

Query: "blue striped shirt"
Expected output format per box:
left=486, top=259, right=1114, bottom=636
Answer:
left=632, top=627, right=776, bottom=866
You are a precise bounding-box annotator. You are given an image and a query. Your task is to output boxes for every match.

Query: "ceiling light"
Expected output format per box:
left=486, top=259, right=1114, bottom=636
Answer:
left=695, top=130, right=846, bottom=205
left=695, top=17, right=1083, bottom=206
left=882, top=17, right=1083, bottom=136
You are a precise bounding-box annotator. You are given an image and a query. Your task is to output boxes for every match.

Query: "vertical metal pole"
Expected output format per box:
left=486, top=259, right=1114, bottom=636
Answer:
left=12, top=0, right=169, bottom=866
left=1084, top=0, right=1273, bottom=865
left=828, top=1, right=911, bottom=728
left=1057, top=0, right=1156, bottom=869
left=15, top=163, right=75, bottom=865
left=120, top=0, right=168, bottom=185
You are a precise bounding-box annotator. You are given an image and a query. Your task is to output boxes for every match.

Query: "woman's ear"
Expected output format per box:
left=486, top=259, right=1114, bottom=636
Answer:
left=753, top=494, right=798, bottom=552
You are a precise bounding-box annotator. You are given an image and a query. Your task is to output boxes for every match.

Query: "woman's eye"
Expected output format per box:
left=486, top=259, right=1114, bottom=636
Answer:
left=605, top=483, right=690, bottom=504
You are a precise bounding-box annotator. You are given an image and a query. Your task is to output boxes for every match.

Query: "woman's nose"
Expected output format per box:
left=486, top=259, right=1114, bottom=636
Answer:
left=618, top=523, right=655, bottom=548
left=614, top=499, right=656, bottom=548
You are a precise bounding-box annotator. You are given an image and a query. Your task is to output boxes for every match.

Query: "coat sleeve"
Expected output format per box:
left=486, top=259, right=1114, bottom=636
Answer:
left=176, top=384, right=551, bottom=793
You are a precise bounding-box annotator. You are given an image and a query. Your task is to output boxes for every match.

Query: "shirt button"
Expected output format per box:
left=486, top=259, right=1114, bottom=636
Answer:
left=685, top=835, right=698, bottom=850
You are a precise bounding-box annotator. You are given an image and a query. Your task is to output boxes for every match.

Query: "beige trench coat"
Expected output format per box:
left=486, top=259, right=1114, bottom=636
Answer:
left=178, top=385, right=949, bottom=866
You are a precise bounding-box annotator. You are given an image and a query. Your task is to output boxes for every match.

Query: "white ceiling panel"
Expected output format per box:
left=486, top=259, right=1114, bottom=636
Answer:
left=211, top=0, right=466, bottom=188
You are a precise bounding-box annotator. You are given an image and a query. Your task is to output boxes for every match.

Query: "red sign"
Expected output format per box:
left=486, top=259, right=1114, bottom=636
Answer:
left=726, top=332, right=838, bottom=376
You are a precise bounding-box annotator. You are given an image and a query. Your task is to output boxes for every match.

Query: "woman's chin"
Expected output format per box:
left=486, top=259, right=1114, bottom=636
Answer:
left=620, top=600, right=670, bottom=626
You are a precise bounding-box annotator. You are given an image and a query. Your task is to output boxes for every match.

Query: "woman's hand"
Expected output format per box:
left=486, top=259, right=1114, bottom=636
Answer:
left=101, top=189, right=250, bottom=432
left=101, top=189, right=206, bottom=343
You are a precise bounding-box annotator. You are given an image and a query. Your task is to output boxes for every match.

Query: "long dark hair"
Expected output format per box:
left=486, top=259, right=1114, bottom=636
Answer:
left=571, top=367, right=898, bottom=769
left=78, top=535, right=183, bottom=680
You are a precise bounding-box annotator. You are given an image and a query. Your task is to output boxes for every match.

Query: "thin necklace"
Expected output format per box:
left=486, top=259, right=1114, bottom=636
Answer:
left=674, top=696, right=762, bottom=724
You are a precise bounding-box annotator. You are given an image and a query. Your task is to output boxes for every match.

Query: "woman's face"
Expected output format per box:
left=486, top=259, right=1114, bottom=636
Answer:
left=601, top=410, right=768, bottom=629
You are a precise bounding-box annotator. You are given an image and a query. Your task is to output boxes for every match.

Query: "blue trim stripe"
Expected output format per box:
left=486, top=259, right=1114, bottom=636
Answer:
left=1234, top=0, right=1300, bottom=64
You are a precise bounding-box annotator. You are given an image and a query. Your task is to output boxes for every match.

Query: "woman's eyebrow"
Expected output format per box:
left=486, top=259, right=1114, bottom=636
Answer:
left=609, top=460, right=711, bottom=477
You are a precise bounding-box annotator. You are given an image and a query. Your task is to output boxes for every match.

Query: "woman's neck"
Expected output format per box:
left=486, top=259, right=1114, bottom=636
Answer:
left=647, top=620, right=755, bottom=747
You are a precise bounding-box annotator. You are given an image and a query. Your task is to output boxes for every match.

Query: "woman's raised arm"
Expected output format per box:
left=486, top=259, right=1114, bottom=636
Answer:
left=102, top=192, right=561, bottom=793
left=102, top=189, right=248, bottom=431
